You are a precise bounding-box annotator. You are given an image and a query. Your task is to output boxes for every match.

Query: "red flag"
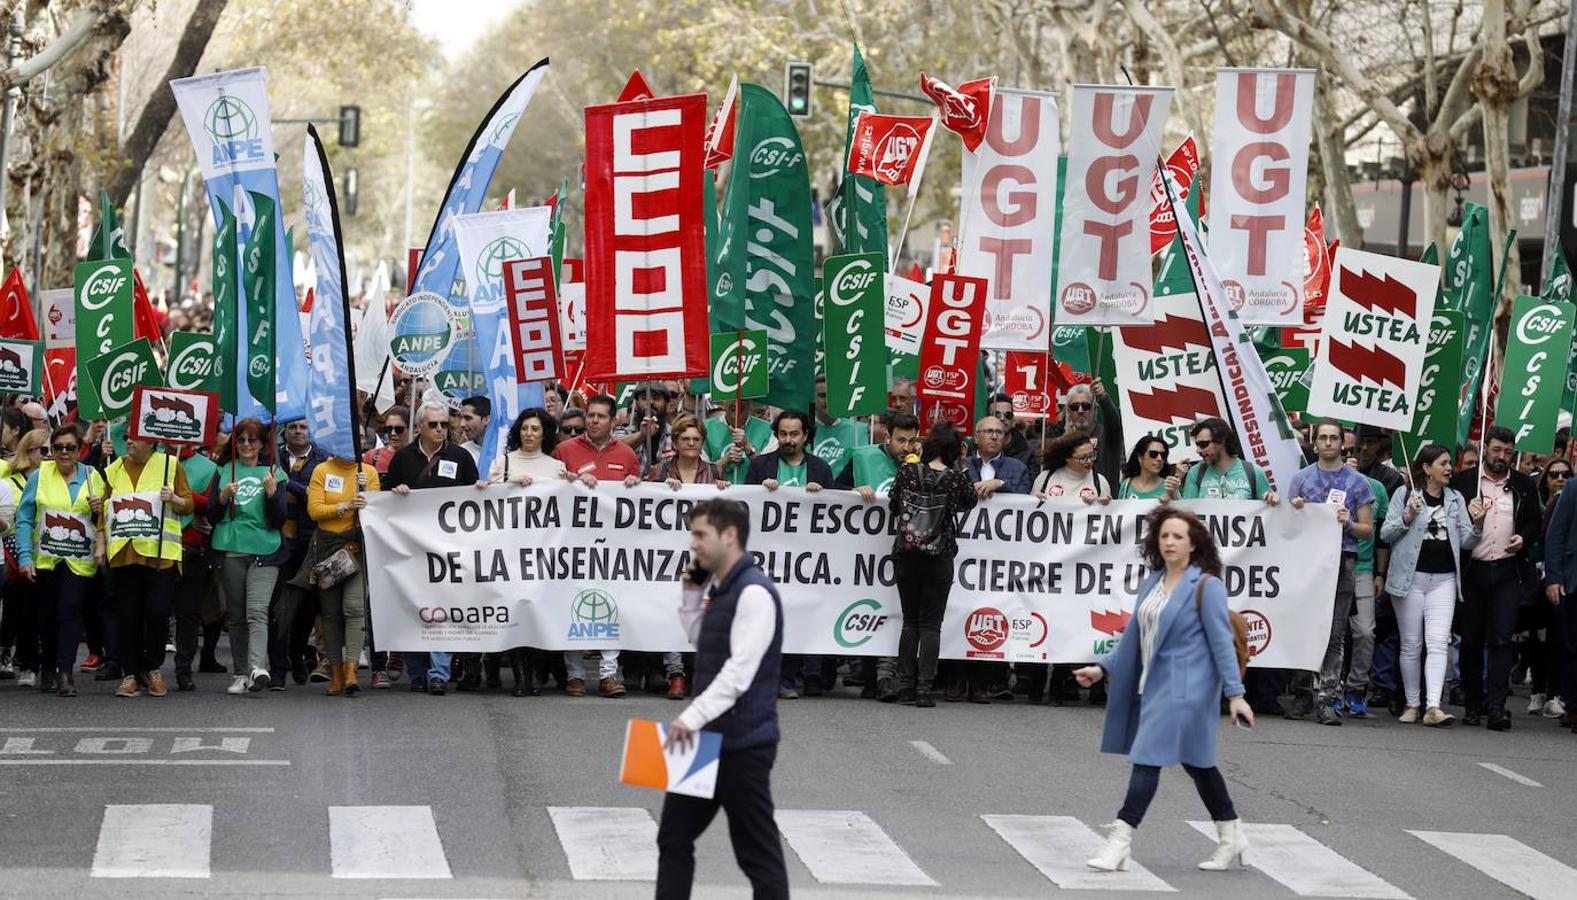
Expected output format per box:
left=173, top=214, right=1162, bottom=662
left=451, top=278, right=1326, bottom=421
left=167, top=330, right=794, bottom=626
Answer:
left=502, top=257, right=565, bottom=383
left=43, top=347, right=75, bottom=403
left=918, top=73, right=993, bottom=152
left=618, top=69, right=656, bottom=102
left=703, top=75, right=739, bottom=172
left=301, top=287, right=315, bottom=315
left=583, top=93, right=710, bottom=381
left=131, top=269, right=163, bottom=342
left=917, top=274, right=987, bottom=434
left=0, top=268, right=38, bottom=340
left=847, top=113, right=934, bottom=186
left=1149, top=134, right=1201, bottom=255
left=1002, top=351, right=1055, bottom=419
left=907, top=262, right=925, bottom=283
left=1281, top=208, right=1332, bottom=349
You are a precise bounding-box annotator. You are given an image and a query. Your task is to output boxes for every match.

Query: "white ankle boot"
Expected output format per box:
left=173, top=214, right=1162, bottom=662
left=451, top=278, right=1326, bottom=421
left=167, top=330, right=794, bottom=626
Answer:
left=1086, top=820, right=1134, bottom=871
left=1198, top=818, right=1249, bottom=870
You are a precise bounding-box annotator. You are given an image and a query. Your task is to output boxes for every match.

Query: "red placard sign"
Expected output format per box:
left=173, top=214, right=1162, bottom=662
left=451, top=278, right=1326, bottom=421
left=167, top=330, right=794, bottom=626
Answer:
left=917, top=274, right=988, bottom=434
left=502, top=257, right=565, bottom=384
left=583, top=93, right=710, bottom=381
left=1003, top=351, right=1056, bottom=419
left=127, top=385, right=220, bottom=448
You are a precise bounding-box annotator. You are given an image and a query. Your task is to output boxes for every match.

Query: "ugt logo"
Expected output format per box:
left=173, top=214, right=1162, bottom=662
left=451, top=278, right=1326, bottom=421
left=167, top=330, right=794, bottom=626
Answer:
left=204, top=95, right=264, bottom=166
left=567, top=589, right=620, bottom=641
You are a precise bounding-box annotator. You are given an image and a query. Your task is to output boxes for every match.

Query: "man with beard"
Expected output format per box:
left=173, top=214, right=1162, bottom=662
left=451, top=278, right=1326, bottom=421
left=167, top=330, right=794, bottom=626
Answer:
left=1045, top=382, right=1123, bottom=489
left=616, top=383, right=674, bottom=472
left=1450, top=426, right=1540, bottom=731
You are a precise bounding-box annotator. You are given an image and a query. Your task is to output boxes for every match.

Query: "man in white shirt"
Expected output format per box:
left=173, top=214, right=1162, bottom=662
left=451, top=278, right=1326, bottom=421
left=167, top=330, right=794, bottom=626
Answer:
left=657, top=499, right=788, bottom=899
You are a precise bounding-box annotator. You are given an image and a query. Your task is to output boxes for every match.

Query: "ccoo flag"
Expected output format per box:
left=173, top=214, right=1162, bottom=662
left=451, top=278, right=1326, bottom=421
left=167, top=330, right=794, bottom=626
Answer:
left=169, top=67, right=307, bottom=420
left=302, top=125, right=360, bottom=461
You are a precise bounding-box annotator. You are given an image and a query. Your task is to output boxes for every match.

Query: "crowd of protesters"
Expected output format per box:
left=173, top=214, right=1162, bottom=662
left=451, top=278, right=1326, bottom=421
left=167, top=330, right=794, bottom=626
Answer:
left=0, top=364, right=1571, bottom=741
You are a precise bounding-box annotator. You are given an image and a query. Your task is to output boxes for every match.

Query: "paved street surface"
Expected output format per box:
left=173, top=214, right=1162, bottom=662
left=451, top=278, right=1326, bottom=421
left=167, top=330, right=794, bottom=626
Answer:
left=1, top=665, right=1574, bottom=900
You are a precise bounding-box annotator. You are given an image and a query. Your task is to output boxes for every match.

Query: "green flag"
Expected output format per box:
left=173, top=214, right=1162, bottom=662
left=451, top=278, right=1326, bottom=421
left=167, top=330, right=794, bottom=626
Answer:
left=73, top=258, right=135, bottom=419
left=822, top=253, right=888, bottom=417
left=1409, top=309, right=1465, bottom=450
left=241, top=192, right=277, bottom=412
left=709, top=330, right=768, bottom=401
left=1445, top=203, right=1494, bottom=446
left=1541, top=248, right=1577, bottom=415
left=715, top=84, right=817, bottom=415
left=83, top=337, right=162, bottom=420
left=212, top=199, right=239, bottom=413
left=834, top=44, right=888, bottom=259
left=86, top=190, right=130, bottom=262
left=1497, top=296, right=1574, bottom=453
left=549, top=177, right=570, bottom=287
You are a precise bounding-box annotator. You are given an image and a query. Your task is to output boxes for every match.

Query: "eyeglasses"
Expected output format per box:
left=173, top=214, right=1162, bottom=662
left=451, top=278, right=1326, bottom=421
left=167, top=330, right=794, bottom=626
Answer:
left=561, top=425, right=586, bottom=435
left=1145, top=450, right=1166, bottom=460
left=424, top=420, right=450, bottom=429
left=1068, top=403, right=1093, bottom=412
left=1073, top=452, right=1098, bottom=463
left=976, top=428, right=1005, bottom=436
left=1194, top=439, right=1216, bottom=449
left=381, top=425, right=407, bottom=436
left=51, top=443, right=78, bottom=454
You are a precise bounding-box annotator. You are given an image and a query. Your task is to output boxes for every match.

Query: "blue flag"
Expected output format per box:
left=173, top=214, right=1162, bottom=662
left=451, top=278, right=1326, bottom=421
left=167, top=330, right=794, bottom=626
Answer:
left=301, top=125, right=359, bottom=460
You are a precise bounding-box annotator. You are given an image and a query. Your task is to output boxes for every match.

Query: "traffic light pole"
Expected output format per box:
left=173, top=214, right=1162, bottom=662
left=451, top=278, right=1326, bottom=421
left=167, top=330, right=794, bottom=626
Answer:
left=813, top=79, right=930, bottom=105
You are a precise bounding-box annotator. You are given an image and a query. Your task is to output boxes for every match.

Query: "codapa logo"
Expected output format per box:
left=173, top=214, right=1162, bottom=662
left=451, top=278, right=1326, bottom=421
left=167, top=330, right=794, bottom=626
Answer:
left=567, top=589, right=620, bottom=640
left=203, top=94, right=265, bottom=166
left=834, top=598, right=889, bottom=649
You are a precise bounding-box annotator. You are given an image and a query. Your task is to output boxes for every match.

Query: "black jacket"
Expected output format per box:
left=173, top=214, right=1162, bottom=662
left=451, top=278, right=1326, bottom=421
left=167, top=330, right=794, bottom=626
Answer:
left=745, top=450, right=834, bottom=488
left=384, top=441, right=479, bottom=491
left=1450, top=468, right=1541, bottom=571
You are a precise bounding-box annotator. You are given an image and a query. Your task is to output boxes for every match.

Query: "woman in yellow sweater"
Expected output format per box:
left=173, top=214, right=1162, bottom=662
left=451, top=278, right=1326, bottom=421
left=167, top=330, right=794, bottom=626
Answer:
left=292, top=456, right=378, bottom=695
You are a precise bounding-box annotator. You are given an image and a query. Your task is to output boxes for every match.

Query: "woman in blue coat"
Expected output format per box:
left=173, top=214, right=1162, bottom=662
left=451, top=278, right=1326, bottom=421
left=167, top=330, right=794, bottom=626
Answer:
left=1073, top=506, right=1254, bottom=873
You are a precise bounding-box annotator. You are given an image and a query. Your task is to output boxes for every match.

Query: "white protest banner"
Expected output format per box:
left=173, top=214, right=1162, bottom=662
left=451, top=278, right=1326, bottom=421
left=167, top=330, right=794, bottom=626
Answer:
left=957, top=88, right=1059, bottom=350
left=1056, top=84, right=1171, bottom=326
left=559, top=257, right=586, bottom=352
left=1111, top=292, right=1226, bottom=462
left=1209, top=69, right=1316, bottom=326
left=883, top=273, right=928, bottom=358
left=363, top=484, right=1338, bottom=671
left=1307, top=246, right=1439, bottom=431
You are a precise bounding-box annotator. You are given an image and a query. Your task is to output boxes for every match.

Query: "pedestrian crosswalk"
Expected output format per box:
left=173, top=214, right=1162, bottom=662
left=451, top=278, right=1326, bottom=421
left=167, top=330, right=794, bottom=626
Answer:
left=77, top=803, right=1575, bottom=898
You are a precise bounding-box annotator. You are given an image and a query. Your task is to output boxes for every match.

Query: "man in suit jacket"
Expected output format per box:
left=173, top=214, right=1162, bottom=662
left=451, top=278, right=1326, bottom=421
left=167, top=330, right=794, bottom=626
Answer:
left=959, top=416, right=1032, bottom=703
left=745, top=410, right=831, bottom=699
left=1542, top=483, right=1577, bottom=731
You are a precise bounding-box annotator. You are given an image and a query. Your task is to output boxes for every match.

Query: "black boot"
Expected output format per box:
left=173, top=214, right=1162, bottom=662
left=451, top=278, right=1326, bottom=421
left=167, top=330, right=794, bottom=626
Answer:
left=484, top=653, right=503, bottom=689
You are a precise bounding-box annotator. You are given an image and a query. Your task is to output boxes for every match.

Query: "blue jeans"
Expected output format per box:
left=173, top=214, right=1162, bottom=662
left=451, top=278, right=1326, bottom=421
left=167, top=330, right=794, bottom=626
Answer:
left=409, top=651, right=450, bottom=684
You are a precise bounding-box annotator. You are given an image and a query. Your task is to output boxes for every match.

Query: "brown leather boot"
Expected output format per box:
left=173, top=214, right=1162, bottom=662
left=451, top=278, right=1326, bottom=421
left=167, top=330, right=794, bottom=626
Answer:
left=326, top=661, right=345, bottom=696
left=341, top=661, right=360, bottom=697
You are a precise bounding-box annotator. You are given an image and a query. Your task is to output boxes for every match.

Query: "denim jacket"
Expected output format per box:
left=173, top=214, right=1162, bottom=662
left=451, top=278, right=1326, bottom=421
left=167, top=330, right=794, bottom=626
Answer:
left=1380, top=485, right=1481, bottom=599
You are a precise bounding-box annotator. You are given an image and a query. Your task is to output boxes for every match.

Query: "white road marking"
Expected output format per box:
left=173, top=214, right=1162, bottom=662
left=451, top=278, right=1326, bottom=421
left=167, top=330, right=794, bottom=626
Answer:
left=981, top=815, right=1175, bottom=892
left=908, top=740, right=952, bottom=765
left=92, top=804, right=211, bottom=879
left=775, top=809, right=936, bottom=886
left=1410, top=831, right=1577, bottom=900
left=1187, top=821, right=1410, bottom=899
left=547, top=806, right=657, bottom=881
left=330, top=806, right=452, bottom=879
left=1476, top=762, right=1543, bottom=787
left=0, top=759, right=289, bottom=766
left=0, top=727, right=275, bottom=732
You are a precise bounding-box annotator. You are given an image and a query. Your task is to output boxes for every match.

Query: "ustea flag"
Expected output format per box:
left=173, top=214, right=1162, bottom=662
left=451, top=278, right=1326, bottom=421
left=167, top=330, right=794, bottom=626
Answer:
left=1208, top=69, right=1316, bottom=326
left=918, top=72, right=993, bottom=151
left=1111, top=292, right=1226, bottom=461
left=1308, top=247, right=1440, bottom=431
left=1057, top=85, right=1172, bottom=326
left=583, top=93, right=709, bottom=381
left=847, top=113, right=934, bottom=186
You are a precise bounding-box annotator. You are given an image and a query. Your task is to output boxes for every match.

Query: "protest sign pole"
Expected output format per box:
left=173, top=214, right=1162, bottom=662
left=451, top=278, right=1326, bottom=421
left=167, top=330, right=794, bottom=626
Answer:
left=888, top=114, right=940, bottom=274
left=1476, top=230, right=1516, bottom=494
left=152, top=449, right=171, bottom=566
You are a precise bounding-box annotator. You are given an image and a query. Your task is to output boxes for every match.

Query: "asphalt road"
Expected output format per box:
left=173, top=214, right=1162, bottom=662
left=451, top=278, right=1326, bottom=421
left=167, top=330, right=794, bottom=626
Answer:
left=1, top=664, right=1574, bottom=900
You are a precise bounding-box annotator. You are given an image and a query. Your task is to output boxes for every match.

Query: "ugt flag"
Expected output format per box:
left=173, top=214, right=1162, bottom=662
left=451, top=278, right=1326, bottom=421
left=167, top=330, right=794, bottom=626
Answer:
left=847, top=113, right=934, bottom=186
left=918, top=72, right=994, bottom=152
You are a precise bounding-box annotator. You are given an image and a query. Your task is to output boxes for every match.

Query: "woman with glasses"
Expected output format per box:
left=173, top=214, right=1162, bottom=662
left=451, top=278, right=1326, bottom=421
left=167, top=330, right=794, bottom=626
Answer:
left=1033, top=431, right=1112, bottom=503
left=3, top=429, right=47, bottom=687
left=293, top=447, right=379, bottom=697
left=15, top=424, right=107, bottom=697
left=487, top=407, right=567, bottom=486
left=1381, top=444, right=1483, bottom=726
left=1118, top=436, right=1180, bottom=501
left=207, top=420, right=288, bottom=695
left=363, top=408, right=409, bottom=475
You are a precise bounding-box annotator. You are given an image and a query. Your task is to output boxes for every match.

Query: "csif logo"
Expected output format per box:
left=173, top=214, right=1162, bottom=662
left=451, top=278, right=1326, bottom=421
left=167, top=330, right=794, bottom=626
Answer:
left=100, top=351, right=150, bottom=408
left=829, top=259, right=879, bottom=306
left=203, top=94, right=265, bottom=166
left=169, top=342, right=213, bottom=390
left=80, top=264, right=128, bottom=311
left=712, top=336, right=764, bottom=394
left=1516, top=303, right=1566, bottom=346
left=834, top=598, right=890, bottom=649
left=1262, top=357, right=1300, bottom=390
left=749, top=136, right=804, bottom=178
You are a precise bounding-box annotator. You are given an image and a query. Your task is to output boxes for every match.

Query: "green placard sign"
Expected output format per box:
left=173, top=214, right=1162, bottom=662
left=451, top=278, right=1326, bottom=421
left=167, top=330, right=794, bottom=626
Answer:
left=83, top=337, right=163, bottom=420
left=167, top=331, right=217, bottom=394
left=1409, top=310, right=1465, bottom=450
left=241, top=191, right=277, bottom=412
left=710, top=330, right=768, bottom=401
left=822, top=253, right=888, bottom=418
left=1258, top=348, right=1311, bottom=415
left=1496, top=296, right=1575, bottom=454
left=73, top=258, right=135, bottom=418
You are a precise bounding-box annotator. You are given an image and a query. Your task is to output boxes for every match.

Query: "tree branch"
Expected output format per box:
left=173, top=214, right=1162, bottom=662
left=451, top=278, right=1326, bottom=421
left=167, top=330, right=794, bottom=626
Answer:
left=0, top=6, right=104, bottom=92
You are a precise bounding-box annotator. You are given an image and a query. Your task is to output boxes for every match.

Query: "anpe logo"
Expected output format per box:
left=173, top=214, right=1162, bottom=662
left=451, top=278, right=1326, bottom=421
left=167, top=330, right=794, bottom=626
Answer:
left=203, top=95, right=265, bottom=166
left=477, top=236, right=530, bottom=286
left=965, top=607, right=1008, bottom=653
left=1241, top=609, right=1272, bottom=658
left=834, top=598, right=889, bottom=649
left=568, top=589, right=620, bottom=640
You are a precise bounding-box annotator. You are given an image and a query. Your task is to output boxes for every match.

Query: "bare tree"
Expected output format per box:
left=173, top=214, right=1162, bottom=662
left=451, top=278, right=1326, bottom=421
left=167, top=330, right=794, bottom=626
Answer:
left=1473, top=0, right=1544, bottom=303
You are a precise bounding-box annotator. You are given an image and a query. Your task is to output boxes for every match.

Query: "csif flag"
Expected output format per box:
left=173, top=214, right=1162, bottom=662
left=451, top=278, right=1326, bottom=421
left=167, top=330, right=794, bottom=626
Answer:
left=1444, top=203, right=1495, bottom=445
left=301, top=124, right=360, bottom=460
left=241, top=191, right=277, bottom=412
left=847, top=112, right=934, bottom=186
left=918, top=72, right=993, bottom=152
left=1539, top=248, right=1577, bottom=416
left=1497, top=296, right=1575, bottom=453
left=211, top=200, right=240, bottom=413
left=830, top=45, right=887, bottom=258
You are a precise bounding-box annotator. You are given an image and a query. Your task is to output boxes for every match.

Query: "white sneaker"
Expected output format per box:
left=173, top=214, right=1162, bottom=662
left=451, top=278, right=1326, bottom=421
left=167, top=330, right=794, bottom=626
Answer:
left=1527, top=692, right=1547, bottom=714
left=359, top=649, right=371, bottom=670
left=226, top=675, right=251, bottom=695
left=16, top=670, right=36, bottom=688
left=1543, top=696, right=1567, bottom=718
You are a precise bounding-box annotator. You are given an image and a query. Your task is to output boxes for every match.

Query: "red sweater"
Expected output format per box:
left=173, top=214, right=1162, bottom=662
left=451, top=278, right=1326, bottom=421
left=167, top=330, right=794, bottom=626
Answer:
left=552, top=434, right=640, bottom=481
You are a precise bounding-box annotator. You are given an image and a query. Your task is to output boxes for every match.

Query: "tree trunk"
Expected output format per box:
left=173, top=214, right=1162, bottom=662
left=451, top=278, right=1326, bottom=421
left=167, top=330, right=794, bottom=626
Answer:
left=106, top=0, right=229, bottom=207
left=1314, top=67, right=1363, bottom=248
left=1473, top=0, right=1536, bottom=318
left=1410, top=132, right=1455, bottom=260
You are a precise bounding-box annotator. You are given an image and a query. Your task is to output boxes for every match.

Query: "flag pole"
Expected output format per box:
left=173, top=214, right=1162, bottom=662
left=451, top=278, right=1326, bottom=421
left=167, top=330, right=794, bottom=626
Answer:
left=888, top=114, right=941, bottom=274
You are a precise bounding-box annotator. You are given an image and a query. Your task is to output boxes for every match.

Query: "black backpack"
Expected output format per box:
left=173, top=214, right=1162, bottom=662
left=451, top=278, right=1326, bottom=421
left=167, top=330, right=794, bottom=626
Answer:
left=895, top=464, right=958, bottom=555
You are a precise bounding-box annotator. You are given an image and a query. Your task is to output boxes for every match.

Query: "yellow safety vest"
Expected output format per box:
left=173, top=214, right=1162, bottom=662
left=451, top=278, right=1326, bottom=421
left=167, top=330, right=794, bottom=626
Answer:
left=33, top=464, right=104, bottom=577
left=104, top=452, right=182, bottom=563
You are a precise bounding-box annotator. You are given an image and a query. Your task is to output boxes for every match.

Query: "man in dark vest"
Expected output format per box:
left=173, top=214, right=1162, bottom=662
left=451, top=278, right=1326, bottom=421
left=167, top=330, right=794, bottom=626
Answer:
left=656, top=498, right=788, bottom=900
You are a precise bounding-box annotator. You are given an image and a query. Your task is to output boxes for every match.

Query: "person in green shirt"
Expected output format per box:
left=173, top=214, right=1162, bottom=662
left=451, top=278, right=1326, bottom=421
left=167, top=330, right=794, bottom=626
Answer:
left=1342, top=459, right=1390, bottom=719
left=1179, top=417, right=1278, bottom=503
left=205, top=419, right=288, bottom=696
left=1117, top=435, right=1181, bottom=501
